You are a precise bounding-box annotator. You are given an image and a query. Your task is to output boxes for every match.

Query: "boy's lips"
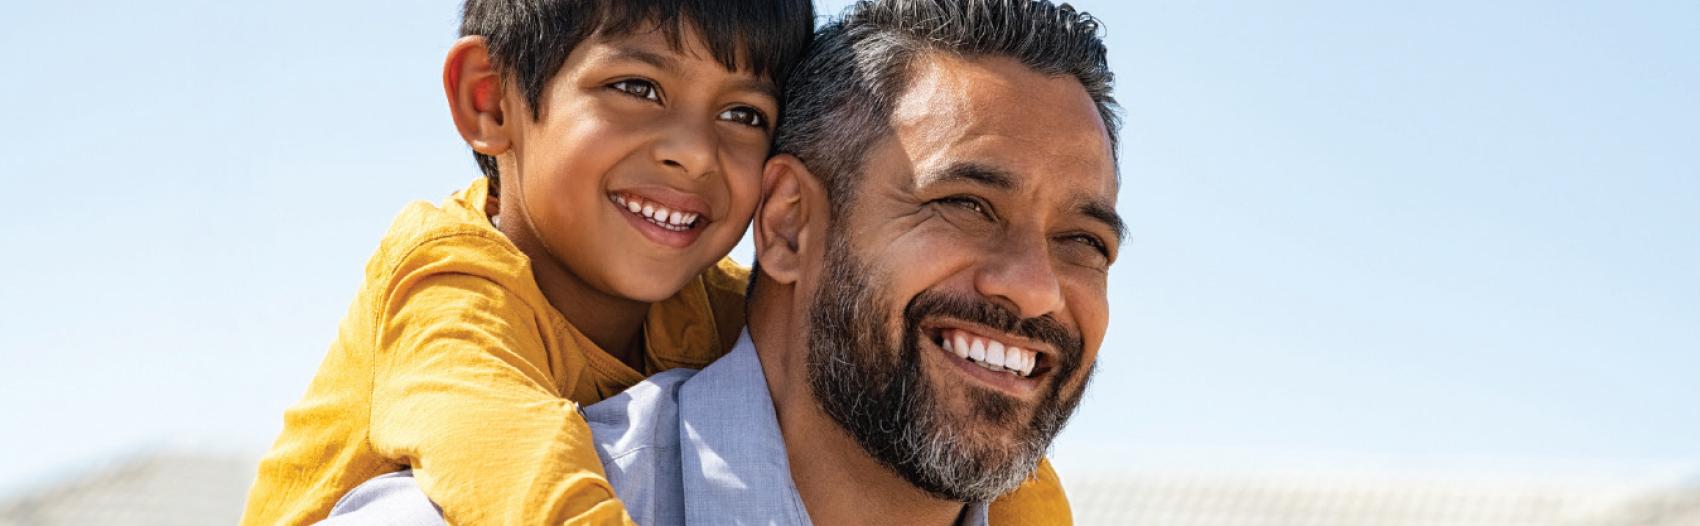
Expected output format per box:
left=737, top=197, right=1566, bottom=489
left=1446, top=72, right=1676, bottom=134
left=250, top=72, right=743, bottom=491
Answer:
left=609, top=186, right=711, bottom=220
left=608, top=187, right=711, bottom=249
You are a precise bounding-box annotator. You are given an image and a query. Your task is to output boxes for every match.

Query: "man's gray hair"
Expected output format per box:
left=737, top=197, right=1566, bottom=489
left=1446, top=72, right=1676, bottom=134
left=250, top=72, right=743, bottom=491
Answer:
left=774, top=0, right=1120, bottom=218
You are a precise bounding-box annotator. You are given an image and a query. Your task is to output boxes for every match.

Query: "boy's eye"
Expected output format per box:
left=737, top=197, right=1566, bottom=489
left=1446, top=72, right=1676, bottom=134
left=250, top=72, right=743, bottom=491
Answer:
left=610, top=79, right=661, bottom=102
left=718, top=106, right=768, bottom=129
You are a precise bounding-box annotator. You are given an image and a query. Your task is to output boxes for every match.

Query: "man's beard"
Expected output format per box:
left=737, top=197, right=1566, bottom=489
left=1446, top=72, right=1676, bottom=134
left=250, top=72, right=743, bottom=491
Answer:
left=804, top=234, right=1095, bottom=502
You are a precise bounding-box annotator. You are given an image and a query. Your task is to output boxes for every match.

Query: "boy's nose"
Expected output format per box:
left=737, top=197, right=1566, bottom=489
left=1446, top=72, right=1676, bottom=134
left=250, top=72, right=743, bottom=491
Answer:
left=653, top=119, right=718, bottom=179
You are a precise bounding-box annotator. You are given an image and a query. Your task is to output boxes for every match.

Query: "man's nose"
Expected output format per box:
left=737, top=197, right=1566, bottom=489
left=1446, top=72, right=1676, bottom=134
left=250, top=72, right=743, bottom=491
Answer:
left=653, top=117, right=717, bottom=179
left=973, top=232, right=1065, bottom=320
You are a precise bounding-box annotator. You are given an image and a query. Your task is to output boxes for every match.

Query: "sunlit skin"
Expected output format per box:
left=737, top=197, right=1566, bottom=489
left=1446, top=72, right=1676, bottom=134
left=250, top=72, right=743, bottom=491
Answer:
left=445, top=26, right=775, bottom=365
left=749, top=54, right=1120, bottom=525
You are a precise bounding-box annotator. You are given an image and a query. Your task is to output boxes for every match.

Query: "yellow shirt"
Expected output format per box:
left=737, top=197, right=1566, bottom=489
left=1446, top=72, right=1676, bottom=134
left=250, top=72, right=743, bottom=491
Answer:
left=241, top=177, right=1070, bottom=524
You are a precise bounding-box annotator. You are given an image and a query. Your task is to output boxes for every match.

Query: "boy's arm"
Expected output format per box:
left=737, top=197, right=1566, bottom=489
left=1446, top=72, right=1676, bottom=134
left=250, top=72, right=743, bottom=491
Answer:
left=369, top=272, right=634, bottom=525
left=987, top=458, right=1073, bottom=525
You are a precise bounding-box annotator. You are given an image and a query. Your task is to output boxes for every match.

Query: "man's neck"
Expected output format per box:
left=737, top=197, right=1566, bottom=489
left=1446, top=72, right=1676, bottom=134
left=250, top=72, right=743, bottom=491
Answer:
left=747, top=290, right=967, bottom=526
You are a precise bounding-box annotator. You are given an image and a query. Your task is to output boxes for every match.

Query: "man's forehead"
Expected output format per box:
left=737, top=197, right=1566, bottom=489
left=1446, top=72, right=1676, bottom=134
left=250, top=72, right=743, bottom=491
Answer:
left=890, top=54, right=1117, bottom=197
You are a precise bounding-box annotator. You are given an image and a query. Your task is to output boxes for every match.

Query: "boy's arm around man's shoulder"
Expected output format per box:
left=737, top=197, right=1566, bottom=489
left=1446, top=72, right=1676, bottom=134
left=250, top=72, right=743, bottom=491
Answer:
left=368, top=233, right=638, bottom=525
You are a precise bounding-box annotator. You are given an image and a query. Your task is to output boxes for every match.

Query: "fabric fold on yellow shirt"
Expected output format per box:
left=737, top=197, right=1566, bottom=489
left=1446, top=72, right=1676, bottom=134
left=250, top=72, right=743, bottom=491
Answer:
left=241, top=178, right=747, bottom=525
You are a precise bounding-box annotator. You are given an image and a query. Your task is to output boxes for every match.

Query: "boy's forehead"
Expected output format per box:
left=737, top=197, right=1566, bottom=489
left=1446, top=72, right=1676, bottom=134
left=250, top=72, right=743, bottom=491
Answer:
left=583, top=28, right=778, bottom=96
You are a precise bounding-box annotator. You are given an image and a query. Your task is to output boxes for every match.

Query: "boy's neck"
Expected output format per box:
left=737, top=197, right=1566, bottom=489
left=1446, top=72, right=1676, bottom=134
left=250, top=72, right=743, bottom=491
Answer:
left=494, top=203, right=649, bottom=370
left=531, top=259, right=649, bottom=370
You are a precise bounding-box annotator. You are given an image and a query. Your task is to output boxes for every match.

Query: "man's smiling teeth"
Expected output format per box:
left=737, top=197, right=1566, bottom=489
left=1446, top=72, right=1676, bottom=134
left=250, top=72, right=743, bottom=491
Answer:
left=612, top=194, right=699, bottom=232
left=940, top=329, right=1036, bottom=377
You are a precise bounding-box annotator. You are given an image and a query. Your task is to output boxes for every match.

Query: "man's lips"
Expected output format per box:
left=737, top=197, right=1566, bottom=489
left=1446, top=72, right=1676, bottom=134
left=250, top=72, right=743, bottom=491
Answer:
left=922, top=323, right=1058, bottom=396
left=924, top=322, right=1058, bottom=375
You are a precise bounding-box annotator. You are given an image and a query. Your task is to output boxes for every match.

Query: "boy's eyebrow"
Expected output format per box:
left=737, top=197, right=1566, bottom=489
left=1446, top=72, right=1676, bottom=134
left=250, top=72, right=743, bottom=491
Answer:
left=732, top=78, right=780, bottom=102
left=609, top=47, right=682, bottom=75
left=610, top=47, right=779, bottom=101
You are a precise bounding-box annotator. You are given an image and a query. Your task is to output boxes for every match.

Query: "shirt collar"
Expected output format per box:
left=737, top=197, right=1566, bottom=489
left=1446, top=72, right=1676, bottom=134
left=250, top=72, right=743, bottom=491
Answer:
left=676, top=331, right=991, bottom=526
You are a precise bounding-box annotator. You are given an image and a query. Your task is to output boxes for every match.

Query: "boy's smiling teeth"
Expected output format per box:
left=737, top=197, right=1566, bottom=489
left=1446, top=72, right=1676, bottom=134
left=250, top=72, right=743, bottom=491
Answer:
left=939, top=328, right=1037, bottom=377
left=611, top=193, right=700, bottom=232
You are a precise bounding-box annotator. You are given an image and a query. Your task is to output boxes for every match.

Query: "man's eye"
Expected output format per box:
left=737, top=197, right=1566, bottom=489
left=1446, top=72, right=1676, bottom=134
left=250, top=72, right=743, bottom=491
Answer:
left=610, top=79, right=661, bottom=101
left=718, top=106, right=768, bottom=129
left=935, top=196, right=993, bottom=219
left=1067, top=234, right=1111, bottom=259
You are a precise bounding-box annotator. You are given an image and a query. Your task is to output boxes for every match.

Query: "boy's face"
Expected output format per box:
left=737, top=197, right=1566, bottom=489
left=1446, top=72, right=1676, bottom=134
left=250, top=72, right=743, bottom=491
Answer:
left=498, top=26, right=775, bottom=303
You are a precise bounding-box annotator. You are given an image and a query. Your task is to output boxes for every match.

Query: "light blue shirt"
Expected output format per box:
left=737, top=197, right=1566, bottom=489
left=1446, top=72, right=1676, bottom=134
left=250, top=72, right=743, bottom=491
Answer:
left=323, top=331, right=990, bottom=525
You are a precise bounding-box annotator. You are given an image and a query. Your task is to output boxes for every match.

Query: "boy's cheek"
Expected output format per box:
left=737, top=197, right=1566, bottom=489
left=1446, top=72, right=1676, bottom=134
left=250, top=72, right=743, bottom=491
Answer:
left=725, top=148, right=771, bottom=181
left=723, top=157, right=766, bottom=210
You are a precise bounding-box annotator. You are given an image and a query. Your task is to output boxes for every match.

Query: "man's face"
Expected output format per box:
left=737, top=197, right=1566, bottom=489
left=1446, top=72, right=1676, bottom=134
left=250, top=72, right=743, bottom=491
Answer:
left=804, top=54, right=1120, bottom=501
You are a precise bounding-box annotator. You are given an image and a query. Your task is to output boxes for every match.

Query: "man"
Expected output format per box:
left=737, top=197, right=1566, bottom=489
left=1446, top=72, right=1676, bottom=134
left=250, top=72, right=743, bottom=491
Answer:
left=326, top=0, right=1122, bottom=523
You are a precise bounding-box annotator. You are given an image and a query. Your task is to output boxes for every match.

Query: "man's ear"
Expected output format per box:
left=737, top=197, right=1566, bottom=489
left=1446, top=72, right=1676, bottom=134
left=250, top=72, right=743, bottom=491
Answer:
left=753, top=154, right=828, bottom=286
left=444, top=36, right=511, bottom=155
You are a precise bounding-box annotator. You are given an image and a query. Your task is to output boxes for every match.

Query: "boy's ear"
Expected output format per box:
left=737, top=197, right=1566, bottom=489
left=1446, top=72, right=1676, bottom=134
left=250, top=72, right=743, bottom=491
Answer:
left=753, top=154, right=828, bottom=287
left=444, top=36, right=511, bottom=155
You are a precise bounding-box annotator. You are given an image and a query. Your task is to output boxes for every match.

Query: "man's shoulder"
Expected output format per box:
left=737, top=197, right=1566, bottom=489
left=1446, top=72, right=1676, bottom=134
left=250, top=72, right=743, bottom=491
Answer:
left=583, top=368, right=699, bottom=459
left=320, top=471, right=444, bottom=526
left=578, top=368, right=700, bottom=525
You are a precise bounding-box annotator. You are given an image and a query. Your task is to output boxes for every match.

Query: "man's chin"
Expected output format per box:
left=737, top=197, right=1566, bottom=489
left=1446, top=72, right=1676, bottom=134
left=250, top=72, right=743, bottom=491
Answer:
left=889, top=378, right=1045, bottom=498
left=927, top=373, right=1026, bottom=427
left=893, top=417, right=1049, bottom=503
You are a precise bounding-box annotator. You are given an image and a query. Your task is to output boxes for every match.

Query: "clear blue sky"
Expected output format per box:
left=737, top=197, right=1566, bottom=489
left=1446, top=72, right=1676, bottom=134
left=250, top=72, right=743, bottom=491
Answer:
left=1, top=0, right=1695, bottom=492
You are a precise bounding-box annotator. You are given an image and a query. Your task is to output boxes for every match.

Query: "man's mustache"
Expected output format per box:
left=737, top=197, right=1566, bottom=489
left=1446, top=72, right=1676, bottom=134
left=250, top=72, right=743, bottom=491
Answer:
left=903, top=289, right=1084, bottom=373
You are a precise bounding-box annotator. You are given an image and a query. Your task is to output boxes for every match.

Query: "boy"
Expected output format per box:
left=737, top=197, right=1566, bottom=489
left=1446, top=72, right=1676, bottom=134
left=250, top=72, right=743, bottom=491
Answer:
left=243, top=1, right=1068, bottom=524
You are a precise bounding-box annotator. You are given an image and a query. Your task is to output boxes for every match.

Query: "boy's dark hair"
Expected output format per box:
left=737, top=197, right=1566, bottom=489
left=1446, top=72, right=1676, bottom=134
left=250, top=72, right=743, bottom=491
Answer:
left=776, top=0, right=1118, bottom=219
left=749, top=0, right=1119, bottom=301
left=459, top=0, right=815, bottom=194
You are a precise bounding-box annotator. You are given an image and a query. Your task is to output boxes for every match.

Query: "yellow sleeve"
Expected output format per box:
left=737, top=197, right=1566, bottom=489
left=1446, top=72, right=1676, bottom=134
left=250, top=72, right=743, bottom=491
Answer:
left=369, top=272, right=635, bottom=526
left=988, top=458, right=1073, bottom=525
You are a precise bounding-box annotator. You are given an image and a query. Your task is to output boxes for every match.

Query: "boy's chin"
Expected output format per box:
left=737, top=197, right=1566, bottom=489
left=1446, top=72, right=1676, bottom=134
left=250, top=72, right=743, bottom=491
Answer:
left=603, top=268, right=700, bottom=304
left=590, top=237, right=736, bottom=303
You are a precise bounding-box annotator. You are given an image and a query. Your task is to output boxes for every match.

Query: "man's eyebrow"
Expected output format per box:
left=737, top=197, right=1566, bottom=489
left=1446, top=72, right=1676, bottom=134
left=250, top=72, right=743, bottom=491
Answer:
left=928, top=162, right=1123, bottom=241
left=926, top=162, right=1020, bottom=192
left=1078, top=197, right=1127, bottom=244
